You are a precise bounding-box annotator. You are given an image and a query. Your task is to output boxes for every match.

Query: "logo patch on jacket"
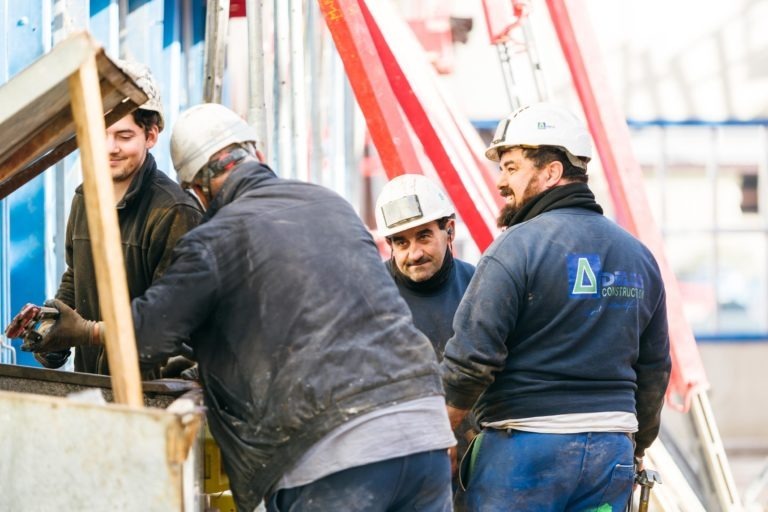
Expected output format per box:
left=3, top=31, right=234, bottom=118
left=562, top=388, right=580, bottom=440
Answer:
left=568, top=254, right=601, bottom=298
left=567, top=254, right=645, bottom=300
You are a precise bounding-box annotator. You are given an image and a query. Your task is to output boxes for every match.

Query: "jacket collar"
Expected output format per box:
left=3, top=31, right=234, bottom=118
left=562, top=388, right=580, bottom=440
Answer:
left=116, top=152, right=156, bottom=210
left=74, top=152, right=157, bottom=209
left=205, top=160, right=277, bottom=218
left=388, top=247, right=455, bottom=294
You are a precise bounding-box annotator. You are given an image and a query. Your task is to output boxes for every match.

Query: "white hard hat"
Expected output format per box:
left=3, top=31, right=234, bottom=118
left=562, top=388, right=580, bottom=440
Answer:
left=485, top=103, right=592, bottom=169
left=170, top=103, right=258, bottom=184
left=114, top=58, right=165, bottom=132
left=375, top=174, right=455, bottom=237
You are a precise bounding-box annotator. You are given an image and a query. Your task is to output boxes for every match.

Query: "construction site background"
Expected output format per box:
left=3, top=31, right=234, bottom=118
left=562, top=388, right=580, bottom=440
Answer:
left=1, top=0, right=767, bottom=509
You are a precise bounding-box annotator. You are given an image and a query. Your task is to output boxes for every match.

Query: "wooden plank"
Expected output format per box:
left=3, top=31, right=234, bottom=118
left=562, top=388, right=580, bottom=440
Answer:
left=0, top=106, right=74, bottom=186
left=203, top=0, right=230, bottom=103
left=0, top=31, right=148, bottom=200
left=0, top=390, right=201, bottom=511
left=0, top=89, right=140, bottom=197
left=67, top=54, right=143, bottom=408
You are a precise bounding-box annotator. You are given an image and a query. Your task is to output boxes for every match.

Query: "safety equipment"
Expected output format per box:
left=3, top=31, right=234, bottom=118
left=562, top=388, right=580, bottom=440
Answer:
left=114, top=58, right=165, bottom=132
left=485, top=103, right=592, bottom=169
left=375, top=174, right=454, bottom=237
left=170, top=103, right=259, bottom=184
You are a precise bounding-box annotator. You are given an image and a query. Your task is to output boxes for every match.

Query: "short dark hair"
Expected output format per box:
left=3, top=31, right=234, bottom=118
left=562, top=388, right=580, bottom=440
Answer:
left=521, top=146, right=588, bottom=183
left=131, top=108, right=161, bottom=138
left=436, top=214, right=456, bottom=230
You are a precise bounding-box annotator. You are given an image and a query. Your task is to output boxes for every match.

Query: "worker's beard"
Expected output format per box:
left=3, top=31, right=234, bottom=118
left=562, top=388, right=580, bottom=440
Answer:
left=497, top=178, right=543, bottom=229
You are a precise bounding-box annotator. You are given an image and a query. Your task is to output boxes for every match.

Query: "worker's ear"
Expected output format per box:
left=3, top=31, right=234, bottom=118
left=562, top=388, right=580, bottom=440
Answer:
left=446, top=219, right=456, bottom=242
left=543, top=160, right=564, bottom=187
left=255, top=149, right=266, bottom=163
left=144, top=124, right=160, bottom=150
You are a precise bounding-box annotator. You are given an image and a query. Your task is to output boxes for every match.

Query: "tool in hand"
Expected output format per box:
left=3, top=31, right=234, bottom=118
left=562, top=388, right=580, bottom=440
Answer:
left=4, top=303, right=59, bottom=352
left=636, top=468, right=662, bottom=512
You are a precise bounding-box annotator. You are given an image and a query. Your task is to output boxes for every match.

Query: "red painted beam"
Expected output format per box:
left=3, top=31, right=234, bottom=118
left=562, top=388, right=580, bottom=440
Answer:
left=318, top=0, right=422, bottom=180
left=359, top=0, right=498, bottom=251
left=545, top=0, right=707, bottom=411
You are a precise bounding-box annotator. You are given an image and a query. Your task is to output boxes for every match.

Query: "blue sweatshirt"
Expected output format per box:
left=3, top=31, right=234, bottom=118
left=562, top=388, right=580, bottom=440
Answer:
left=389, top=257, right=475, bottom=357
left=441, top=207, right=670, bottom=455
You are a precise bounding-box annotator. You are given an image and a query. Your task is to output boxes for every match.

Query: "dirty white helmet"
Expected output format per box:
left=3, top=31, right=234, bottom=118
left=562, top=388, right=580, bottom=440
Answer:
left=115, top=58, right=165, bottom=132
left=375, top=174, right=454, bottom=237
left=170, top=103, right=258, bottom=184
left=485, top=103, right=592, bottom=169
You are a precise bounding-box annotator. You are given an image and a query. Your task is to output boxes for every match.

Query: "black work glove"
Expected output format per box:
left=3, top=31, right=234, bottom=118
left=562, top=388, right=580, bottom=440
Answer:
left=33, top=350, right=71, bottom=369
left=161, top=356, right=196, bottom=378
left=25, top=299, right=99, bottom=353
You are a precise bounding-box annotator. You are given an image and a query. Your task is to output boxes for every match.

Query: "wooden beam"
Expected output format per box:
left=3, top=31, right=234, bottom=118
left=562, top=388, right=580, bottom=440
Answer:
left=203, top=0, right=230, bottom=103
left=0, top=94, right=140, bottom=198
left=0, top=31, right=148, bottom=200
left=67, top=54, right=143, bottom=408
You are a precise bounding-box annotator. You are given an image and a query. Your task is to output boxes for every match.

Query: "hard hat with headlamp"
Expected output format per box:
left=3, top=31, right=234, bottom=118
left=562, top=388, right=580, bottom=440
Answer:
left=485, top=103, right=592, bottom=170
left=375, top=174, right=455, bottom=238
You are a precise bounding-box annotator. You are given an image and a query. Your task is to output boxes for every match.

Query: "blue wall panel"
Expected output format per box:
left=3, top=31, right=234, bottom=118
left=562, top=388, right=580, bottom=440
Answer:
left=2, top=1, right=48, bottom=366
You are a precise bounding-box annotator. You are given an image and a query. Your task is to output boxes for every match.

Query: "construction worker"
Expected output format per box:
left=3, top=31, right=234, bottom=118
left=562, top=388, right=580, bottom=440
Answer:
left=375, top=174, right=476, bottom=507
left=441, top=103, right=671, bottom=511
left=374, top=173, right=475, bottom=356
left=31, top=103, right=456, bottom=512
left=23, top=60, right=201, bottom=378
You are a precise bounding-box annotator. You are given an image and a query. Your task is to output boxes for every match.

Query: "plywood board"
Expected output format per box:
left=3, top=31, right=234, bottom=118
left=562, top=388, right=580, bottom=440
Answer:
left=0, top=390, right=202, bottom=511
left=0, top=31, right=147, bottom=198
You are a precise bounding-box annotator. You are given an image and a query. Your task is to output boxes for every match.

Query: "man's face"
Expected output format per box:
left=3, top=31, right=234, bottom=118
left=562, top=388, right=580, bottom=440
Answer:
left=389, top=219, right=452, bottom=282
left=106, top=114, right=157, bottom=183
left=495, top=147, right=546, bottom=228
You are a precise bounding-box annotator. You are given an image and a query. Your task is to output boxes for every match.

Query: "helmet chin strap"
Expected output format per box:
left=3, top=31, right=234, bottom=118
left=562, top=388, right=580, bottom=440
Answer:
left=201, top=166, right=215, bottom=204
left=196, top=147, right=251, bottom=205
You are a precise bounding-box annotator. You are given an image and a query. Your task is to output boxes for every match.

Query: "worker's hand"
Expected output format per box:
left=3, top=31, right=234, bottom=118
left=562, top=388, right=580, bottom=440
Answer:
left=633, top=456, right=644, bottom=491
left=180, top=364, right=199, bottom=381
left=33, top=350, right=71, bottom=369
left=448, top=445, right=458, bottom=477
left=161, top=356, right=196, bottom=378
left=28, top=299, right=98, bottom=352
left=446, top=405, right=470, bottom=431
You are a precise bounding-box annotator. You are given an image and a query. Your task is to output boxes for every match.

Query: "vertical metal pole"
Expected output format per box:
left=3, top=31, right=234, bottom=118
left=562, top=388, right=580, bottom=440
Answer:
left=0, top=0, right=10, bottom=363
left=203, top=0, right=230, bottom=104
left=273, top=0, right=291, bottom=176
left=118, top=0, right=128, bottom=55
left=495, top=42, right=520, bottom=111
left=246, top=0, right=269, bottom=156
left=288, top=0, right=307, bottom=181
left=519, top=17, right=549, bottom=101
left=44, top=0, right=64, bottom=314
left=0, top=198, right=13, bottom=365
left=307, top=0, right=323, bottom=184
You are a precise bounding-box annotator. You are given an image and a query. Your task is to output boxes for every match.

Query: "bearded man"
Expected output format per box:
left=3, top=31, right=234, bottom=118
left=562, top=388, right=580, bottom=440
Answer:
left=439, top=103, right=671, bottom=512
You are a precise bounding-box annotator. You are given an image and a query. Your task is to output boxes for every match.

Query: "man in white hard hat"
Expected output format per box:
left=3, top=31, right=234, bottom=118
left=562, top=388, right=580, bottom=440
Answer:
left=33, top=103, right=455, bottom=512
left=440, top=103, right=671, bottom=511
left=374, top=174, right=474, bottom=355
left=24, top=59, right=202, bottom=377
left=374, top=174, right=476, bottom=506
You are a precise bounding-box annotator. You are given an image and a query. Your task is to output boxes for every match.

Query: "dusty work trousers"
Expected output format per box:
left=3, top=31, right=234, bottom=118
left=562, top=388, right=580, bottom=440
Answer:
left=458, top=429, right=634, bottom=512
left=266, top=449, right=452, bottom=512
